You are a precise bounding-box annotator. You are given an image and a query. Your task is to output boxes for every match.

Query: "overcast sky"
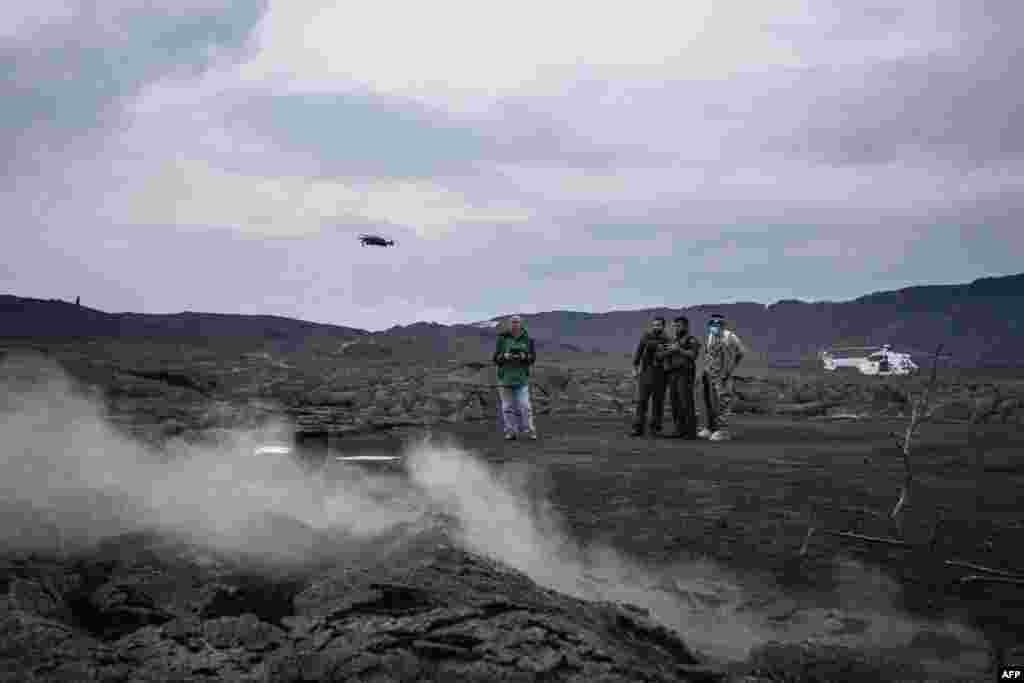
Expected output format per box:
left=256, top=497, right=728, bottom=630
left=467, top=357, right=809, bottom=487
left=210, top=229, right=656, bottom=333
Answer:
left=3, top=1, right=1021, bottom=330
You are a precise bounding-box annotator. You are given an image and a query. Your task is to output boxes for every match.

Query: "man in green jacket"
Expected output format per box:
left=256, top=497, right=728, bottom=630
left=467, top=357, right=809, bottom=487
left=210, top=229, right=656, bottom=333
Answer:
left=493, top=315, right=538, bottom=440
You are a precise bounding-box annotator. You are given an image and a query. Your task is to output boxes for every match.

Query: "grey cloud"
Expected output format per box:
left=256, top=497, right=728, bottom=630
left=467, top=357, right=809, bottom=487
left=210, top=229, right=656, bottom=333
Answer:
left=779, top=50, right=1024, bottom=168
left=3, top=1, right=1021, bottom=330
left=478, top=96, right=642, bottom=170
left=185, top=1, right=1021, bottom=186
left=219, top=87, right=638, bottom=182
left=1, top=1, right=268, bottom=181
left=222, top=91, right=490, bottom=179
left=585, top=224, right=663, bottom=241
left=522, top=255, right=619, bottom=282
left=765, top=2, right=943, bottom=43
left=766, top=2, right=1024, bottom=168
left=473, top=2, right=1023, bottom=173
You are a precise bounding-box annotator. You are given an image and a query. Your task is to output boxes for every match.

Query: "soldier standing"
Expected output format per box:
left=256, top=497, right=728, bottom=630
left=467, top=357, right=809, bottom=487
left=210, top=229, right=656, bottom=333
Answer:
left=659, top=316, right=702, bottom=439
left=630, top=316, right=670, bottom=436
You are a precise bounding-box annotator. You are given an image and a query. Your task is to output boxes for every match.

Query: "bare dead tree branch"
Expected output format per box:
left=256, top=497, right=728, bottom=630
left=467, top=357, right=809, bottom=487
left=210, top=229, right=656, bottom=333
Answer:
left=795, top=343, right=1024, bottom=598
left=957, top=575, right=1024, bottom=587
left=890, top=344, right=944, bottom=521
left=800, top=528, right=920, bottom=556
left=825, top=530, right=913, bottom=548
left=945, top=559, right=1024, bottom=579
left=798, top=525, right=817, bottom=556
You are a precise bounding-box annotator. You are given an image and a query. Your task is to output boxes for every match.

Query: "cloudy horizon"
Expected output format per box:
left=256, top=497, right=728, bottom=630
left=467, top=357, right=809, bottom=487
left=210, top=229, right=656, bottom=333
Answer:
left=4, top=1, right=1021, bottom=331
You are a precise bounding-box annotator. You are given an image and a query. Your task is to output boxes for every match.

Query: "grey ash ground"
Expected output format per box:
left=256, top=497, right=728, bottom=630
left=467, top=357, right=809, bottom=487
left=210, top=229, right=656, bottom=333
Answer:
left=2, top=342, right=1023, bottom=681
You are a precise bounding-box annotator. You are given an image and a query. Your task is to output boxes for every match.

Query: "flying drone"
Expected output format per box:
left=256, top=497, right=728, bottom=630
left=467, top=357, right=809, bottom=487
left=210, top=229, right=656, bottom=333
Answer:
left=819, top=344, right=951, bottom=376
left=357, top=233, right=396, bottom=247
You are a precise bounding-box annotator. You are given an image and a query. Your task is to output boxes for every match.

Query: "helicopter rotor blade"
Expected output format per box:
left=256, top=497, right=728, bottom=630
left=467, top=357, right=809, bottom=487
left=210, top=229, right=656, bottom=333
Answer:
left=898, top=350, right=956, bottom=359
left=881, top=344, right=953, bottom=354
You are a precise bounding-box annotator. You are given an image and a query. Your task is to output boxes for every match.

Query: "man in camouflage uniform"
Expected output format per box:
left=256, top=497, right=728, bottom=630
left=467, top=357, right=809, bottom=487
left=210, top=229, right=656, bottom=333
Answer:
left=698, top=313, right=746, bottom=441
left=658, top=315, right=702, bottom=439
left=630, top=316, right=670, bottom=436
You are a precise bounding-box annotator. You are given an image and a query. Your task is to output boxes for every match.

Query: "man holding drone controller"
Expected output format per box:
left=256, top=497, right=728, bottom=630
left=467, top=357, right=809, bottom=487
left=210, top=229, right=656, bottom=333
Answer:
left=493, top=315, right=538, bottom=440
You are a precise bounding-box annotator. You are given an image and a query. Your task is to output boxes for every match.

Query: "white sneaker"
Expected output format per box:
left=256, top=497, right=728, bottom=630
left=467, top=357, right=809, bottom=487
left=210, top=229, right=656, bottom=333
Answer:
left=504, top=433, right=516, bottom=441
left=709, top=430, right=731, bottom=441
left=697, top=428, right=712, bottom=439
left=526, top=432, right=538, bottom=440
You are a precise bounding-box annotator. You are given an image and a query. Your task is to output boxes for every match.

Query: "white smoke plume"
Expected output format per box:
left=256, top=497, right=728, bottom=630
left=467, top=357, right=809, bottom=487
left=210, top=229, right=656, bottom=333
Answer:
left=0, top=352, right=428, bottom=560
left=404, top=435, right=767, bottom=660
left=0, top=351, right=990, bottom=670
left=402, top=436, right=991, bottom=672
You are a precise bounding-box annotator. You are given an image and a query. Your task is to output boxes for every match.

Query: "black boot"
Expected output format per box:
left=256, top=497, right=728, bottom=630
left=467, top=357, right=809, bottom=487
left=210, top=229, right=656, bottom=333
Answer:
left=669, top=425, right=695, bottom=439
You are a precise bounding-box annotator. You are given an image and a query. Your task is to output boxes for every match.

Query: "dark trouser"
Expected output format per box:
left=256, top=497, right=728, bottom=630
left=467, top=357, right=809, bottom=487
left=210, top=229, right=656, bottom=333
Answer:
left=667, top=369, right=697, bottom=437
left=632, top=368, right=667, bottom=432
left=701, top=370, right=734, bottom=431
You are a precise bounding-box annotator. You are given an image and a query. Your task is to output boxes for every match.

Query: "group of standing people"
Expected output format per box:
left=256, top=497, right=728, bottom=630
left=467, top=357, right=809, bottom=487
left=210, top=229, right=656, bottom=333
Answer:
left=491, top=312, right=746, bottom=442
left=631, top=313, right=746, bottom=441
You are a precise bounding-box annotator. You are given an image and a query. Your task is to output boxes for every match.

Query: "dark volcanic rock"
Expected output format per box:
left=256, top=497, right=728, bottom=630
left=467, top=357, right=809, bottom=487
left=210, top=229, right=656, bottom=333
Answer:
left=84, top=578, right=176, bottom=639
left=0, top=610, right=106, bottom=682
left=773, top=400, right=841, bottom=418
left=0, top=530, right=724, bottom=682
left=6, top=577, right=71, bottom=621
left=930, top=399, right=973, bottom=422
left=274, top=536, right=721, bottom=683
left=200, top=613, right=286, bottom=652
left=741, top=641, right=928, bottom=682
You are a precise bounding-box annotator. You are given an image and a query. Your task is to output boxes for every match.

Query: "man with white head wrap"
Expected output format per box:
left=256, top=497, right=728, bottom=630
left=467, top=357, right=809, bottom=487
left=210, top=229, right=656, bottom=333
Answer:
left=698, top=313, right=746, bottom=441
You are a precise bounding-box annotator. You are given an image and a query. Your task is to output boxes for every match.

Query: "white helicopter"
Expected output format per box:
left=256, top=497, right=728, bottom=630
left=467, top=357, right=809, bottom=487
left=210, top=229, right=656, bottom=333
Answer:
left=819, top=344, right=920, bottom=376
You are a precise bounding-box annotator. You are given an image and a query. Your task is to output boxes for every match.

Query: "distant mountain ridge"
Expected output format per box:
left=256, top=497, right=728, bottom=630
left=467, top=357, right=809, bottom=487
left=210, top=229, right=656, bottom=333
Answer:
left=0, top=296, right=369, bottom=348
left=375, top=321, right=584, bottom=355
left=456, top=273, right=1024, bottom=367
left=4, top=272, right=1023, bottom=366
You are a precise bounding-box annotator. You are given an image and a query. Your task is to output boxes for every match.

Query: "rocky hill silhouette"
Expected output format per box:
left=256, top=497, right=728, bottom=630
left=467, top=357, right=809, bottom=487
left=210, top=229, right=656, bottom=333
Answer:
left=460, top=272, right=1024, bottom=367
left=4, top=271, right=1023, bottom=366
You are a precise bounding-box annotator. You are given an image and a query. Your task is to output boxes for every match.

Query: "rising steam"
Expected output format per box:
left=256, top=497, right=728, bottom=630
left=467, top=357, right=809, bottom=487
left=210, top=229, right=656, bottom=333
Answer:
left=0, top=352, right=989, bottom=668
left=0, top=353, right=429, bottom=559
